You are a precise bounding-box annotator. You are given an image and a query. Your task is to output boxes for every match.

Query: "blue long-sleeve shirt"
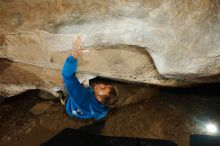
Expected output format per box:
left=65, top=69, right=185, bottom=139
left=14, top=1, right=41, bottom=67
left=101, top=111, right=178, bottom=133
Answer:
left=62, top=55, right=108, bottom=120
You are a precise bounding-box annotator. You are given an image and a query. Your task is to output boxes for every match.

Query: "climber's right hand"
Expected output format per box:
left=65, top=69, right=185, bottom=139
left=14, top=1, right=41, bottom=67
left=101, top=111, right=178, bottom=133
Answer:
left=72, top=35, right=83, bottom=59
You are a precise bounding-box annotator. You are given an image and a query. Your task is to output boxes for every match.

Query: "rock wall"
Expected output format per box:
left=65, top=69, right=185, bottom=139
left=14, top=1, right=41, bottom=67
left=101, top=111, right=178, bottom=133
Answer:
left=0, top=0, right=220, bottom=97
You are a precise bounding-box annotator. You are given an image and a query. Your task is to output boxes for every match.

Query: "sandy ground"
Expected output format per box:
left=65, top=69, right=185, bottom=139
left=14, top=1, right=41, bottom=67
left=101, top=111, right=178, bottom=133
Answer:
left=0, top=84, right=220, bottom=146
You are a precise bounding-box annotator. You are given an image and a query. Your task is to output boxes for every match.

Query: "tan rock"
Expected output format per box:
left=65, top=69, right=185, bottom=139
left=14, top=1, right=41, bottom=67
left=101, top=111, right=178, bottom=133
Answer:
left=0, top=0, right=220, bottom=98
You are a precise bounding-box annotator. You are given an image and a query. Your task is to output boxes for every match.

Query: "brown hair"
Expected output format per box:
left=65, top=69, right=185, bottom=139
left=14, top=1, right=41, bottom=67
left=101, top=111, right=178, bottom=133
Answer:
left=101, top=86, right=119, bottom=106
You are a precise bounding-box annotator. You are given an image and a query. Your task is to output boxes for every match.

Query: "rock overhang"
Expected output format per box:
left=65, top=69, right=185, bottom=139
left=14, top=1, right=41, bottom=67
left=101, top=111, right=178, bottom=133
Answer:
left=0, top=0, right=220, bottom=97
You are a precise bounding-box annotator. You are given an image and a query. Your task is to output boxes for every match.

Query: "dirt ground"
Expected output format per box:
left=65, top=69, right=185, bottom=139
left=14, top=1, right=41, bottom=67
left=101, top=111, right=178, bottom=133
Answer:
left=0, top=84, right=220, bottom=146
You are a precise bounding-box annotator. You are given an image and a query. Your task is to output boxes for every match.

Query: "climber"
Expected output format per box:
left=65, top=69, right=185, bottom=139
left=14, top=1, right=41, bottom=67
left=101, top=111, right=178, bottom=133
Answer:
left=61, top=35, right=119, bottom=120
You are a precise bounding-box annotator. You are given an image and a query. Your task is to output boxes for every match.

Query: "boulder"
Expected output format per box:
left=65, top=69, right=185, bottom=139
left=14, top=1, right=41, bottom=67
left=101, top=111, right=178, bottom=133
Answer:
left=0, top=0, right=220, bottom=98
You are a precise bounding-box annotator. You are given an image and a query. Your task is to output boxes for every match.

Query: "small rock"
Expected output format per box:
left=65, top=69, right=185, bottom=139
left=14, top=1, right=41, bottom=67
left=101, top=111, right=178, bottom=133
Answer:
left=29, top=101, right=52, bottom=115
left=25, top=127, right=32, bottom=134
